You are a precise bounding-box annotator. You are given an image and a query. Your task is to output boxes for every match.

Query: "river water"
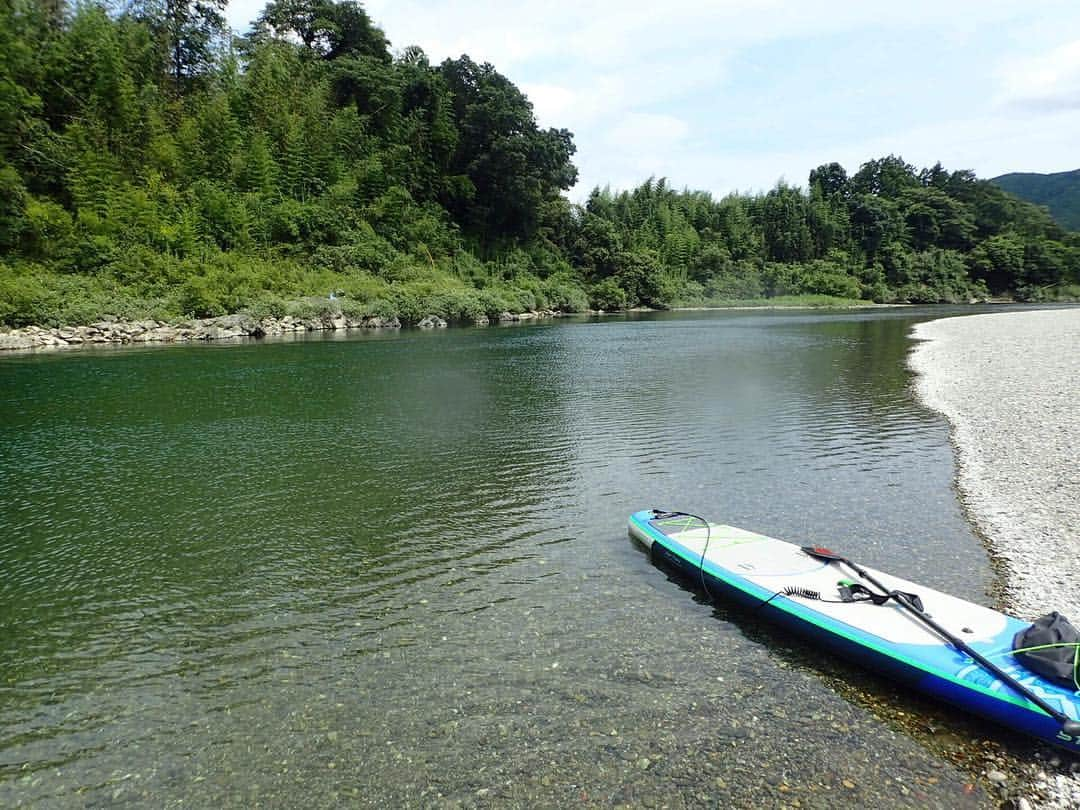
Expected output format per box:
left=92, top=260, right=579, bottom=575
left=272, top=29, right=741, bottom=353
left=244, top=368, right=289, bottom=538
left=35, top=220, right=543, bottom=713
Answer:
left=0, top=309, right=1022, bottom=807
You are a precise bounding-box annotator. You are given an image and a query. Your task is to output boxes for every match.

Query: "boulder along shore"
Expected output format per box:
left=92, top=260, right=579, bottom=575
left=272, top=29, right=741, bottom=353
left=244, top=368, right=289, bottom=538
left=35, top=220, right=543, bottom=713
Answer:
left=909, top=307, right=1080, bottom=809
left=0, top=309, right=564, bottom=352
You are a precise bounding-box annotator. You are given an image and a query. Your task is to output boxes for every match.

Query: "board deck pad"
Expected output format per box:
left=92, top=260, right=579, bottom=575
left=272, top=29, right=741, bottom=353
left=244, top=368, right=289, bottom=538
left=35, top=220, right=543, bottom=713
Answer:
left=629, top=509, right=1080, bottom=751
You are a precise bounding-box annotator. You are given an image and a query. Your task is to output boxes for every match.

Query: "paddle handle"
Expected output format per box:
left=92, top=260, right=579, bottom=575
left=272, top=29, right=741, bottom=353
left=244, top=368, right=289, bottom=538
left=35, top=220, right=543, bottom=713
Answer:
left=842, top=558, right=1080, bottom=733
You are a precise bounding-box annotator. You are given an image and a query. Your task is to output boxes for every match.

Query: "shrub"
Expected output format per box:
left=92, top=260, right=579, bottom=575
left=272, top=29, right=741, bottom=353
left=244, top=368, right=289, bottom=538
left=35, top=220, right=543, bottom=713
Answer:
left=863, top=280, right=891, bottom=303
left=0, top=263, right=162, bottom=326
left=476, top=289, right=511, bottom=319
left=333, top=272, right=390, bottom=303
left=0, top=265, right=58, bottom=326
left=339, top=298, right=372, bottom=319
left=22, top=197, right=77, bottom=266
left=241, top=292, right=287, bottom=321
left=541, top=275, right=588, bottom=312
left=800, top=267, right=862, bottom=299
left=311, top=223, right=398, bottom=274
left=108, top=244, right=184, bottom=288
left=705, top=261, right=765, bottom=300
left=590, top=279, right=627, bottom=311
left=178, top=275, right=227, bottom=318
left=286, top=296, right=340, bottom=321
left=894, top=249, right=972, bottom=302
left=492, top=285, right=537, bottom=313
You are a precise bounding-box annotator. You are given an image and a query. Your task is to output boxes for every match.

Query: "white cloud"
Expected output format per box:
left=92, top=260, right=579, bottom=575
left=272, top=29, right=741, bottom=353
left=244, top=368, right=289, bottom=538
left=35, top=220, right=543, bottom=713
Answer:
left=599, top=107, right=1080, bottom=199
left=996, top=39, right=1080, bottom=111
left=520, top=83, right=579, bottom=125
left=606, top=112, right=689, bottom=146
left=230, top=0, right=1048, bottom=60
left=521, top=76, right=628, bottom=130
left=355, top=0, right=1036, bottom=66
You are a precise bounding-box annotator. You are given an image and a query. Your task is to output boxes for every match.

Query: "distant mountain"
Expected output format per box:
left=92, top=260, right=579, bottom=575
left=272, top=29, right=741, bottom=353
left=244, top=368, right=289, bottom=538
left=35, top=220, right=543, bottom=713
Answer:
left=991, top=169, right=1080, bottom=231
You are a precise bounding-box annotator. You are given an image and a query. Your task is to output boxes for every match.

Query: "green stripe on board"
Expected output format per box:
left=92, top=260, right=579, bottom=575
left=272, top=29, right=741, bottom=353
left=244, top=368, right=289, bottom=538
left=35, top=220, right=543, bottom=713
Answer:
left=633, top=516, right=1071, bottom=721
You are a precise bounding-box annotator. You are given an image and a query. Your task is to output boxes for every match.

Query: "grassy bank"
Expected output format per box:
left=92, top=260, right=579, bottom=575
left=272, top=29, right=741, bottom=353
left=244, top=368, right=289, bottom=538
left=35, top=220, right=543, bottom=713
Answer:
left=670, top=294, right=884, bottom=309
left=0, top=259, right=591, bottom=329
left=0, top=264, right=889, bottom=333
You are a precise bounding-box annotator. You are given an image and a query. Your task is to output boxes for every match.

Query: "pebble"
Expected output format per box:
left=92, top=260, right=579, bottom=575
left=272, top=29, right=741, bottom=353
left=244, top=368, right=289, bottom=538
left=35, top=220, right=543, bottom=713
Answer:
left=0, top=309, right=564, bottom=353
left=911, top=309, right=1080, bottom=810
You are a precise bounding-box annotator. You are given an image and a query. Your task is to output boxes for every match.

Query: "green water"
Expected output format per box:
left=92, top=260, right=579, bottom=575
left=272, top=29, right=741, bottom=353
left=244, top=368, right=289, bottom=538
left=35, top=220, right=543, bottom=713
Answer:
left=1, top=310, right=1005, bottom=807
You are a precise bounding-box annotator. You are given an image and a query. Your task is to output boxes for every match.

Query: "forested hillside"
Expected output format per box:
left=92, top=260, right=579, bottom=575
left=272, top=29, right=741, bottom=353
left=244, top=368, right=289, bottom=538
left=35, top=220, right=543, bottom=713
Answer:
left=579, top=162, right=1079, bottom=309
left=1, top=0, right=1078, bottom=328
left=992, top=169, right=1080, bottom=232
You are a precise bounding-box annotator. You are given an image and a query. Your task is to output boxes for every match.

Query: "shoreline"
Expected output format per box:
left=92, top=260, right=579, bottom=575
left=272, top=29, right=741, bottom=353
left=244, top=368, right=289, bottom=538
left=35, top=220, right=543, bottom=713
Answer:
left=908, top=308, right=1080, bottom=809
left=0, top=300, right=888, bottom=354
left=666, top=302, right=909, bottom=311
left=0, top=299, right=943, bottom=355
left=4, top=299, right=1058, bottom=355
left=0, top=309, right=566, bottom=353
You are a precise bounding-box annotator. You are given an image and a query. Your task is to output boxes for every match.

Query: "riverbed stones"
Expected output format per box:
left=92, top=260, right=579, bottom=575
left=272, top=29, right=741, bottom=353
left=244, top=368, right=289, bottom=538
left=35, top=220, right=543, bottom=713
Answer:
left=1, top=332, right=33, bottom=351
left=0, top=311, right=417, bottom=351
left=360, top=316, right=399, bottom=329
left=910, top=309, right=1080, bottom=621
left=0, top=307, right=562, bottom=352
left=910, top=308, right=1080, bottom=810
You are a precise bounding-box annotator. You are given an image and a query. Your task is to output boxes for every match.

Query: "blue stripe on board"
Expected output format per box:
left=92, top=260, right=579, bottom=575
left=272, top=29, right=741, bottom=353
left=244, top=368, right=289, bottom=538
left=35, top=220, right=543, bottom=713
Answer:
left=629, top=510, right=1080, bottom=751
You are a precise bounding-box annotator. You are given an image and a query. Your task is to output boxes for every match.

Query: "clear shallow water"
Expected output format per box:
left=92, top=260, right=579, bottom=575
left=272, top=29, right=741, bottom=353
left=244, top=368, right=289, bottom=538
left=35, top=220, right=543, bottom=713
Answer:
left=1, top=309, right=1004, bottom=807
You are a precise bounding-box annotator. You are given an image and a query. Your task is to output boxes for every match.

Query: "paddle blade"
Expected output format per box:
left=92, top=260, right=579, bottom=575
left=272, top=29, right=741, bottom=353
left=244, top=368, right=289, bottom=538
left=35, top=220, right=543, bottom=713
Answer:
left=802, top=545, right=845, bottom=561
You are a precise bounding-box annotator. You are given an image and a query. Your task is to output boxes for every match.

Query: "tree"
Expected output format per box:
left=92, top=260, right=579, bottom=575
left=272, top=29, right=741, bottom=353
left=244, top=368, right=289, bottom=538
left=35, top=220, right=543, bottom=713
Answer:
left=969, top=232, right=1024, bottom=293
left=809, top=162, right=849, bottom=198
left=0, top=163, right=26, bottom=249
left=330, top=54, right=400, bottom=136
left=848, top=193, right=903, bottom=264
left=573, top=210, right=621, bottom=280
left=0, top=0, right=45, bottom=163
left=919, top=161, right=950, bottom=189
left=897, top=186, right=975, bottom=252
left=893, top=248, right=972, bottom=303
left=393, top=47, right=458, bottom=201
left=757, top=183, right=812, bottom=263
left=256, top=0, right=390, bottom=62
left=850, top=155, right=918, bottom=197
left=438, top=55, right=576, bottom=245
left=131, top=0, right=227, bottom=88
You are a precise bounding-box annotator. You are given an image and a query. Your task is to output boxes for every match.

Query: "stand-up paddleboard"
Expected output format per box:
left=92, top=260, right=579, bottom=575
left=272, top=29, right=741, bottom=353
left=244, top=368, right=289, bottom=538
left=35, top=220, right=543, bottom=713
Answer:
left=628, top=508, right=1080, bottom=751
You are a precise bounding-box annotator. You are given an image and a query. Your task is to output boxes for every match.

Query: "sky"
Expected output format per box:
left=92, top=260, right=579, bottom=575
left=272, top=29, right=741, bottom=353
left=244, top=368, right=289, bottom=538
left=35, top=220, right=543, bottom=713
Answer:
left=225, top=0, right=1080, bottom=200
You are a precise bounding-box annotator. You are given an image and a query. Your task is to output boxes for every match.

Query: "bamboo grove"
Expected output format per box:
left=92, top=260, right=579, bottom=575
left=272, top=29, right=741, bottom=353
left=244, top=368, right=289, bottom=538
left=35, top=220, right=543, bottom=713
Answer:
left=1, top=0, right=1078, bottom=327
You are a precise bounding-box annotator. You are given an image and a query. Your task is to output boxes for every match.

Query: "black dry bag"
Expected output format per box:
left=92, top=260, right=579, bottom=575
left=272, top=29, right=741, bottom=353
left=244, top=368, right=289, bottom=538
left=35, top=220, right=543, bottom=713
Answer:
left=1012, top=611, right=1080, bottom=691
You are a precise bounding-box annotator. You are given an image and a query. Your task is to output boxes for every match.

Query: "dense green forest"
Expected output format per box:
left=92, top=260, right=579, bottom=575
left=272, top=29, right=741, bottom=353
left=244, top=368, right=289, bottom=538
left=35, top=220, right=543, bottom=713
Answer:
left=2, top=0, right=1079, bottom=328
left=993, top=169, right=1080, bottom=232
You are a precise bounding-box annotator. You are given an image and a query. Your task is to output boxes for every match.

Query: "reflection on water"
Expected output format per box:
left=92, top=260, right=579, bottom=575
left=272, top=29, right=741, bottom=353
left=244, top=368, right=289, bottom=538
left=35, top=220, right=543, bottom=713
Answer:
left=0, top=309, right=997, bottom=806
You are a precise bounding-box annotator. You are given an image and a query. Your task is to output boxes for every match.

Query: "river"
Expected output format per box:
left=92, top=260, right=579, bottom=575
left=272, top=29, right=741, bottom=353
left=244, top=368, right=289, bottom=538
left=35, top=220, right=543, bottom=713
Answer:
left=0, top=308, right=1024, bottom=807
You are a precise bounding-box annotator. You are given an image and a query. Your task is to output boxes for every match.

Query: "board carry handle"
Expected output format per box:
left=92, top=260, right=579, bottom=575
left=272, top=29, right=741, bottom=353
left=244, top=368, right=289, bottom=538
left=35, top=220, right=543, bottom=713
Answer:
left=801, top=546, right=1080, bottom=736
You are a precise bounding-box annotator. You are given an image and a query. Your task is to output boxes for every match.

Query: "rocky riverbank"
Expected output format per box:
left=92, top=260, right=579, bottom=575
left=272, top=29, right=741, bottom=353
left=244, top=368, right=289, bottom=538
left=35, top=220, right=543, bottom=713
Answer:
left=909, top=307, right=1080, bottom=810
left=0, top=309, right=563, bottom=352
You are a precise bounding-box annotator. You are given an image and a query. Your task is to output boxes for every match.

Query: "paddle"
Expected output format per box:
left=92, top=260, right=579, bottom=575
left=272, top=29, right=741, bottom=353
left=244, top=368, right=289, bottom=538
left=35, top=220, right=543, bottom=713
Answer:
left=802, top=545, right=1080, bottom=736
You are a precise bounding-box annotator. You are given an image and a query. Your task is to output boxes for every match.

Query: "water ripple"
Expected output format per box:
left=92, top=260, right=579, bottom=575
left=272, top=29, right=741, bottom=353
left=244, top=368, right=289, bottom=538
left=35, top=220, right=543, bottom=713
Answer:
left=0, top=312, right=993, bottom=802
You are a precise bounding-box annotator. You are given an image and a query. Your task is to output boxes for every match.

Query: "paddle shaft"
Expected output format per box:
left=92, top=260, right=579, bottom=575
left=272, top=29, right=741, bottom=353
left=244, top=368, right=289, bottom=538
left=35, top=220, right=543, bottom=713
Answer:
left=829, top=554, right=1080, bottom=735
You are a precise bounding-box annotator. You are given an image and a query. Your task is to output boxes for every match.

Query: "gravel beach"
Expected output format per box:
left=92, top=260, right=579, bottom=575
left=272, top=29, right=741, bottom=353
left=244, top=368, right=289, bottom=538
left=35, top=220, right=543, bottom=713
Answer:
left=909, top=307, right=1080, bottom=808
